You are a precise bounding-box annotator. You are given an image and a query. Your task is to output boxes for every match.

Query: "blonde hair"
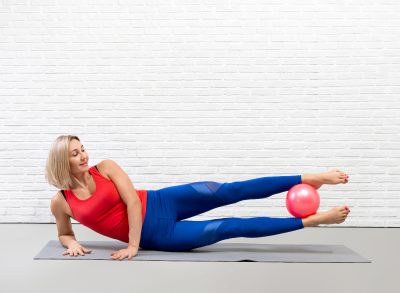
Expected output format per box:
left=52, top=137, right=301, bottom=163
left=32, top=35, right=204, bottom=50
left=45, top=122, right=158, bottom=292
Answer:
left=45, top=135, right=80, bottom=190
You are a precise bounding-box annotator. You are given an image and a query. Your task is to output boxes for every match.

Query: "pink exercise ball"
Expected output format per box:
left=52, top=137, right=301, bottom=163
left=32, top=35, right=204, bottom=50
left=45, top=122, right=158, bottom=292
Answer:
left=286, top=184, right=320, bottom=218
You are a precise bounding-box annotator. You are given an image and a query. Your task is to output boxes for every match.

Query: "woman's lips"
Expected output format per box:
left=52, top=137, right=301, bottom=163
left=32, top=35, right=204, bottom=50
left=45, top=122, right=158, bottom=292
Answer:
left=80, top=162, right=88, bottom=166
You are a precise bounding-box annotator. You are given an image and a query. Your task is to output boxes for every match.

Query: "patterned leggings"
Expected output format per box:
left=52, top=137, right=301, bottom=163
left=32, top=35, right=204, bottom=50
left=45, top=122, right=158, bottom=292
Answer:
left=139, top=175, right=304, bottom=251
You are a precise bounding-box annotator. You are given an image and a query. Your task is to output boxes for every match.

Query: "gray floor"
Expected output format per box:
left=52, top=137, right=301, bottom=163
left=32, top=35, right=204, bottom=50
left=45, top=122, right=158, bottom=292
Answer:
left=0, top=224, right=397, bottom=293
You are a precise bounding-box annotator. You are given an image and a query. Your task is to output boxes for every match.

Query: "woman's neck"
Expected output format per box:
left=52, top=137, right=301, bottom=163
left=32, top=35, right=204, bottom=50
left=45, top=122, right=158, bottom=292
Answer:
left=70, top=171, right=91, bottom=189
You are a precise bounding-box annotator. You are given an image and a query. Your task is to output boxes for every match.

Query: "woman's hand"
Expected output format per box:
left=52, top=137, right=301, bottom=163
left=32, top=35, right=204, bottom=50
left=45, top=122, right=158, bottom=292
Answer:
left=111, top=245, right=138, bottom=261
left=62, top=242, right=92, bottom=257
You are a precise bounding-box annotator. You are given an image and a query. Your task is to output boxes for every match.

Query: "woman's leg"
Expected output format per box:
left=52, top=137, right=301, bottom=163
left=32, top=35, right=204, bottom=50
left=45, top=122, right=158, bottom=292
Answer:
left=152, top=216, right=304, bottom=252
left=159, top=175, right=302, bottom=221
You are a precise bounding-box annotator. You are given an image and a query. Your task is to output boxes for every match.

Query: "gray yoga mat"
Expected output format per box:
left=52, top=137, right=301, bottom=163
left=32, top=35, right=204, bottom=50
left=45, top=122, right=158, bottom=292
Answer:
left=34, top=240, right=370, bottom=263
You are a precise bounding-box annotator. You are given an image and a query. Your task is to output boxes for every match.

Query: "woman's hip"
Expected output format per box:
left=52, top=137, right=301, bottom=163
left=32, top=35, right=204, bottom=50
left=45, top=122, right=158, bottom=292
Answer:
left=139, top=190, right=176, bottom=249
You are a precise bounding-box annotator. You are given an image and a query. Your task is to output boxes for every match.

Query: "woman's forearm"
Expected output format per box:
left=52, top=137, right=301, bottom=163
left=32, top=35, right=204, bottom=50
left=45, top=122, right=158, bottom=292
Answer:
left=126, top=200, right=143, bottom=248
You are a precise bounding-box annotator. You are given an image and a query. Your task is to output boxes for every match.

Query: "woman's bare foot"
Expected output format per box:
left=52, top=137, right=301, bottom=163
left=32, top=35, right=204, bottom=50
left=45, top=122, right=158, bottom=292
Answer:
left=302, top=169, right=349, bottom=190
left=302, top=206, right=350, bottom=227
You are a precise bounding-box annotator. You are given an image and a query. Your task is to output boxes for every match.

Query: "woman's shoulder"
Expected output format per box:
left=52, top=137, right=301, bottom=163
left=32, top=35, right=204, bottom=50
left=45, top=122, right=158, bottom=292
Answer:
left=51, top=191, right=73, bottom=218
left=94, top=160, right=113, bottom=180
left=95, top=159, right=128, bottom=181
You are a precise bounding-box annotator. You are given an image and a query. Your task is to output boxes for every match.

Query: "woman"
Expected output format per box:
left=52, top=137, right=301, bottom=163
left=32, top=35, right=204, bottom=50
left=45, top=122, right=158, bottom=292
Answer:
left=46, top=135, right=350, bottom=261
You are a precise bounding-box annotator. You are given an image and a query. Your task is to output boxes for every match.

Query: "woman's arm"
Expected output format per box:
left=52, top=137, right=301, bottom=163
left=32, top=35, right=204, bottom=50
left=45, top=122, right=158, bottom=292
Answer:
left=125, top=201, right=142, bottom=249
left=50, top=193, right=92, bottom=256
left=50, top=193, right=78, bottom=247
left=99, top=159, right=143, bottom=249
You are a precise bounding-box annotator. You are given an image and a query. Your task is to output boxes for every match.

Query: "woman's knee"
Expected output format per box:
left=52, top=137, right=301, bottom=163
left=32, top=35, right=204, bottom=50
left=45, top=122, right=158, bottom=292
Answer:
left=189, top=181, right=223, bottom=196
left=214, top=181, right=245, bottom=204
left=214, top=217, right=241, bottom=240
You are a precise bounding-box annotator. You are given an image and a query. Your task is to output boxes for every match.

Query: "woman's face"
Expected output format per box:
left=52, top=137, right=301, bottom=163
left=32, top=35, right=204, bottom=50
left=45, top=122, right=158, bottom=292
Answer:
left=68, top=139, right=89, bottom=174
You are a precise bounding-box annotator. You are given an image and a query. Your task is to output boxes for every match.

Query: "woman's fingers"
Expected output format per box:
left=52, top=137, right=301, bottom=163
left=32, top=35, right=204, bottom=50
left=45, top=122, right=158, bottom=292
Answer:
left=82, top=247, right=92, bottom=253
left=62, top=247, right=92, bottom=257
left=63, top=250, right=72, bottom=256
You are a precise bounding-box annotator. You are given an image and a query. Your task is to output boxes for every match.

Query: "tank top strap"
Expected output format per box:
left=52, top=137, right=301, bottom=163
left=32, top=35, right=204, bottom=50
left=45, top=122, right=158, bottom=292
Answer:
left=60, top=190, right=67, bottom=200
left=61, top=165, right=99, bottom=202
left=89, top=164, right=110, bottom=182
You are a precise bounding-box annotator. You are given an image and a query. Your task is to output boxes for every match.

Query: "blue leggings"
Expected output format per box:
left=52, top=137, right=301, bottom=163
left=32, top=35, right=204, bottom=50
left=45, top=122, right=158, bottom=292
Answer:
left=139, top=175, right=304, bottom=251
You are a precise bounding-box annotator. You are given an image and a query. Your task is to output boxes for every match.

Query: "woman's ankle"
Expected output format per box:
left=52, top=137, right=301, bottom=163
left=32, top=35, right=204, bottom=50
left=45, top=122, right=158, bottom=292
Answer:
left=301, top=174, right=317, bottom=184
left=301, top=173, right=323, bottom=190
left=302, top=216, right=318, bottom=227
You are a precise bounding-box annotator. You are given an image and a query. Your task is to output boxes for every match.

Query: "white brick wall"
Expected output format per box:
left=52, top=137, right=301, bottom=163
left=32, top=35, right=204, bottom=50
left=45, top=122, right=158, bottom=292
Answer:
left=0, top=1, right=399, bottom=227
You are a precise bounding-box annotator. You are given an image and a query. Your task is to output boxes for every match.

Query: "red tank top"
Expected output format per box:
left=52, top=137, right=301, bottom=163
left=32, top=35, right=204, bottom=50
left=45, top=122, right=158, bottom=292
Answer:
left=63, top=165, right=147, bottom=243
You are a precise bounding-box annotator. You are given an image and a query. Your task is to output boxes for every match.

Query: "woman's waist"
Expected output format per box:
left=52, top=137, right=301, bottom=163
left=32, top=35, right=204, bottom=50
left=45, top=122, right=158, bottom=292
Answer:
left=136, top=189, right=148, bottom=202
